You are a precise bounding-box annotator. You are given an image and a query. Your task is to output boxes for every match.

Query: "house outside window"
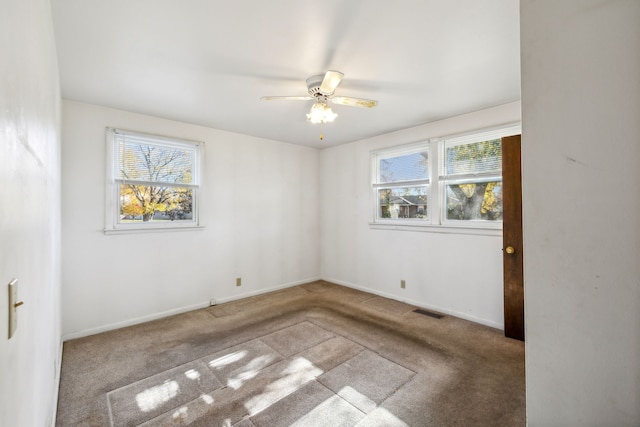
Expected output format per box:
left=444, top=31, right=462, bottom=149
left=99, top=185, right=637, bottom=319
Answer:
left=105, top=128, right=203, bottom=233
left=372, top=144, right=431, bottom=223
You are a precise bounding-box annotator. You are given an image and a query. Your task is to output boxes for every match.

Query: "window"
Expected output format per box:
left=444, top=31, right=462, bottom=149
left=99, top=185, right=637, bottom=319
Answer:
left=371, top=126, right=519, bottom=231
left=372, top=144, right=431, bottom=223
left=441, top=137, right=503, bottom=224
left=105, top=128, right=202, bottom=233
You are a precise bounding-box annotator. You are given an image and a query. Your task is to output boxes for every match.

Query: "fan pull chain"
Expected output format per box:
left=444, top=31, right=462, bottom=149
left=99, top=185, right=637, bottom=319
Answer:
left=319, top=123, right=324, bottom=141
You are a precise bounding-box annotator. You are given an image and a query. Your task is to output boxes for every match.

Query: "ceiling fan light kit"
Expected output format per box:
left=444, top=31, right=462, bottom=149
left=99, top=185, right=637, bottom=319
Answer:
left=306, top=102, right=337, bottom=124
left=261, top=70, right=378, bottom=138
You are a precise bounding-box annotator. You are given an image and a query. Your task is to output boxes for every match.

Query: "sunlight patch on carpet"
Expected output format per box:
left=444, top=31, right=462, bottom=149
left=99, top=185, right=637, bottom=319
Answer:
left=357, top=407, right=410, bottom=427
left=108, top=321, right=416, bottom=426
left=227, top=353, right=279, bottom=389
left=184, top=369, right=200, bottom=380
left=208, top=350, right=248, bottom=370
left=107, top=359, right=221, bottom=427
left=245, top=356, right=324, bottom=416
left=170, top=406, right=188, bottom=422
left=136, top=380, right=179, bottom=412
left=290, top=394, right=364, bottom=426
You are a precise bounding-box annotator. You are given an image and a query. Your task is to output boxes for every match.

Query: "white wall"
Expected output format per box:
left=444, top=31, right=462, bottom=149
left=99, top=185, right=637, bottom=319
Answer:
left=521, top=0, right=640, bottom=425
left=0, top=0, right=62, bottom=426
left=320, top=102, right=521, bottom=328
left=61, top=100, right=320, bottom=338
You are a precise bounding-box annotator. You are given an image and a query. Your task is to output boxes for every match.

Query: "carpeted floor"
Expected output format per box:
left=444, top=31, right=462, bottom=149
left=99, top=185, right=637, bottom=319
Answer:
left=56, top=281, right=525, bottom=426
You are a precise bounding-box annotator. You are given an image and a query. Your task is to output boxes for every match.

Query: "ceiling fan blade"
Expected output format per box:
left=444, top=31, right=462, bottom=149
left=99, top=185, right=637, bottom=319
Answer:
left=319, top=70, right=344, bottom=95
left=331, top=96, right=378, bottom=108
left=261, top=96, right=313, bottom=101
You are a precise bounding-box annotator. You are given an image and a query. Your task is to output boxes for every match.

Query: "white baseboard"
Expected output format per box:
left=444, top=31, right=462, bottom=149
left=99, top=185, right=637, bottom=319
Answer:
left=212, top=276, right=322, bottom=305
left=61, top=276, right=321, bottom=341
left=62, top=301, right=210, bottom=341
left=61, top=276, right=502, bottom=340
left=323, top=277, right=504, bottom=330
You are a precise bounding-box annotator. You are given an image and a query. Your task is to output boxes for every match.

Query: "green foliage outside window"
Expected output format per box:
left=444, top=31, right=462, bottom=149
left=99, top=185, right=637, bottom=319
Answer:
left=446, top=139, right=502, bottom=221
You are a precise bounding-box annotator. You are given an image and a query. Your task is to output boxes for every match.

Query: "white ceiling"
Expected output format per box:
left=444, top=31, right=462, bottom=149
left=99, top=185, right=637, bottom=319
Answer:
left=51, top=1, right=520, bottom=148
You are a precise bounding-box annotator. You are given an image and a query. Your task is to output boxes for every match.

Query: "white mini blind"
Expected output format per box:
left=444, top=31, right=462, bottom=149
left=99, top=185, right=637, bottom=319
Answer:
left=105, top=128, right=203, bottom=232
left=443, top=139, right=502, bottom=181
left=113, top=129, right=199, bottom=187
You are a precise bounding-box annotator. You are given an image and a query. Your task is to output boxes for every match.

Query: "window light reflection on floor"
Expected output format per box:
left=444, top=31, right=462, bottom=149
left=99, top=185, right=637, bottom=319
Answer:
left=208, top=350, right=248, bottom=370
left=290, top=386, right=409, bottom=427
left=136, top=380, right=180, bottom=412
left=244, top=354, right=277, bottom=371
left=290, top=394, right=357, bottom=427
left=337, top=385, right=376, bottom=412
left=228, top=369, right=259, bottom=390
left=184, top=368, right=201, bottom=380
left=227, top=354, right=278, bottom=390
left=171, top=406, right=188, bottom=421
left=200, top=393, right=214, bottom=405
left=245, top=357, right=323, bottom=416
left=169, top=394, right=214, bottom=423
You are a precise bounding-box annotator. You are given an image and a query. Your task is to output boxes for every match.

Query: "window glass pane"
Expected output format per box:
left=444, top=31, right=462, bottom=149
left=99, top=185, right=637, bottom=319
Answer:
left=119, top=184, right=193, bottom=223
left=378, top=151, right=429, bottom=183
left=378, top=187, right=428, bottom=219
left=446, top=181, right=502, bottom=220
left=446, top=139, right=501, bottom=176
left=119, top=141, right=194, bottom=184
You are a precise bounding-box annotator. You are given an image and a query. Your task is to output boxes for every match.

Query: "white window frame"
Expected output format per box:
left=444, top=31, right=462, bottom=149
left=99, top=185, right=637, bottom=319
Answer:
left=104, top=128, right=204, bottom=234
left=370, top=125, right=520, bottom=234
left=371, top=141, right=434, bottom=226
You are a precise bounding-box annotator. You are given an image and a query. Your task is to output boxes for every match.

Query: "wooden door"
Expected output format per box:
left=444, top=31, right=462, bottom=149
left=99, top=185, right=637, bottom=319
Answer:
left=502, top=135, right=524, bottom=341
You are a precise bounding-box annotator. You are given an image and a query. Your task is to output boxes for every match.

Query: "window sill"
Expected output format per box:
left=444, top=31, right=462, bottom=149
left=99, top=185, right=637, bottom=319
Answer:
left=104, top=225, right=205, bottom=235
left=368, top=222, right=502, bottom=236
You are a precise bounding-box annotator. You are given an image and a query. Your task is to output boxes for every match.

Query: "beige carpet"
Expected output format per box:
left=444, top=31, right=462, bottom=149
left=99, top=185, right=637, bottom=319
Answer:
left=56, top=281, right=525, bottom=426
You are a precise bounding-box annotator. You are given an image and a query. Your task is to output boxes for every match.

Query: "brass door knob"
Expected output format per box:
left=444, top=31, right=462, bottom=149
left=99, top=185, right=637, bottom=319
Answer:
left=504, top=246, right=515, bottom=254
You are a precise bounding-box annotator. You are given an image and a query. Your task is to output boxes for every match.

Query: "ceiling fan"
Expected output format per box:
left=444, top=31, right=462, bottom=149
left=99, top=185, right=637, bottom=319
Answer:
left=261, top=70, right=378, bottom=125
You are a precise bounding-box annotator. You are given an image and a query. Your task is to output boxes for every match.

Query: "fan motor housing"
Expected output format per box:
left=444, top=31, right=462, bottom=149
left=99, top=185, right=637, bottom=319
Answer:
left=306, top=74, right=327, bottom=97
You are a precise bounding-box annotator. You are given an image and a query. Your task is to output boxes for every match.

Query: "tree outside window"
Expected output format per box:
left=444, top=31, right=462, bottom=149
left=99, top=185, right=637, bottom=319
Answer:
left=118, top=143, right=194, bottom=222
left=106, top=128, right=201, bottom=232
left=444, top=139, right=502, bottom=221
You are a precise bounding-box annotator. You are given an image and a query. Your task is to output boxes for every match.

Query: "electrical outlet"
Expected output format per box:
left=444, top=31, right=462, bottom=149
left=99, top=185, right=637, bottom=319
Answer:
left=209, top=299, right=217, bottom=306
left=236, top=277, right=242, bottom=287
left=401, top=279, right=406, bottom=289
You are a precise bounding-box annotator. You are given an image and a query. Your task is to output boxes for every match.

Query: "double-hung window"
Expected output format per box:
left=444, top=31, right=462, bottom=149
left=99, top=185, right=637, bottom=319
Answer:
left=371, top=125, right=519, bottom=231
left=440, top=136, right=503, bottom=226
left=105, top=128, right=202, bottom=233
left=372, top=144, right=431, bottom=223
